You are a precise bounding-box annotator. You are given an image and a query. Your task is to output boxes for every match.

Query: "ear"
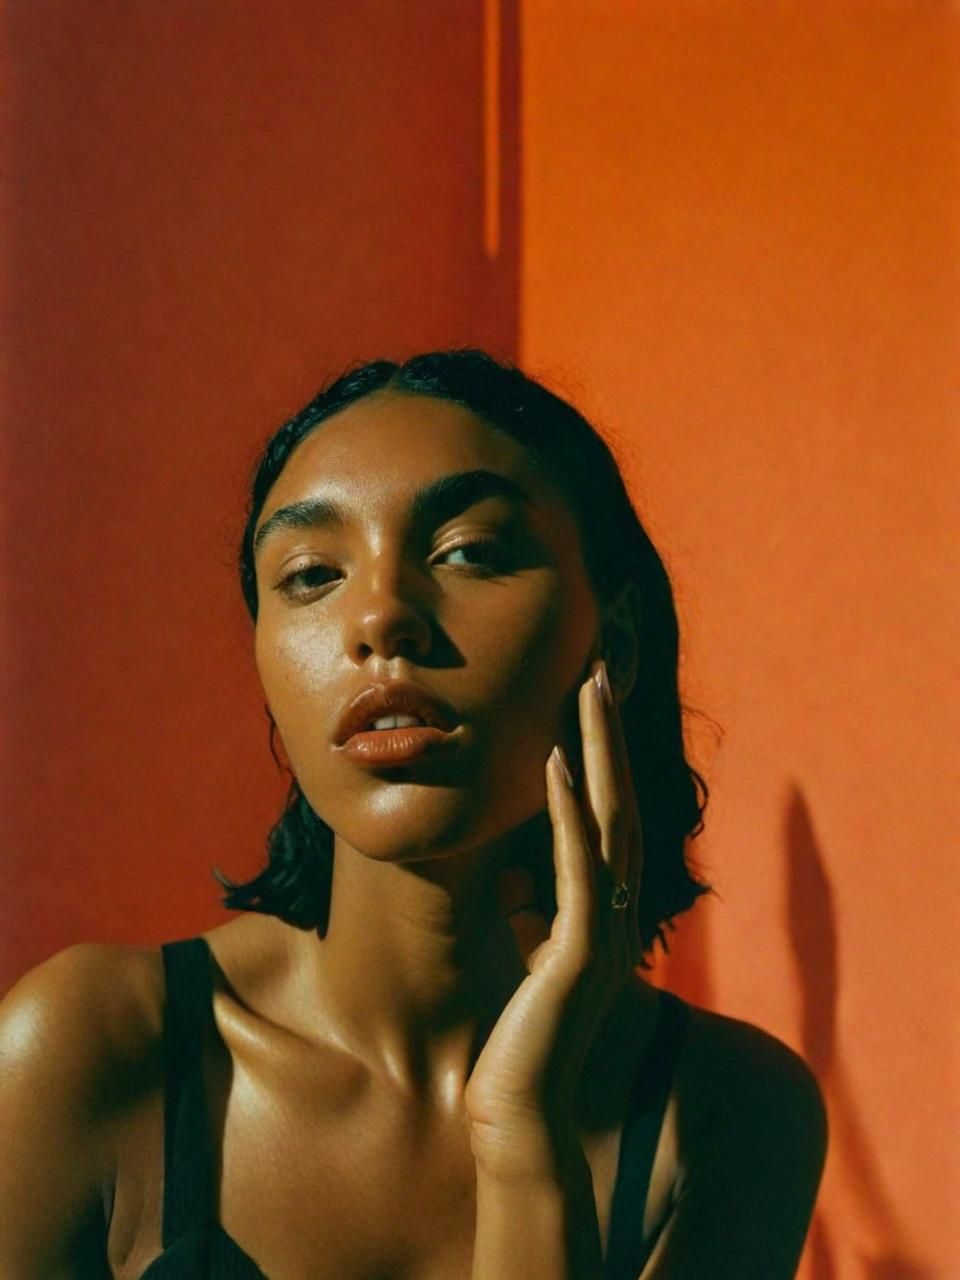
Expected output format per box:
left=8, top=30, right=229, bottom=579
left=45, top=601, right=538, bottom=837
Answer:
left=595, top=580, right=641, bottom=703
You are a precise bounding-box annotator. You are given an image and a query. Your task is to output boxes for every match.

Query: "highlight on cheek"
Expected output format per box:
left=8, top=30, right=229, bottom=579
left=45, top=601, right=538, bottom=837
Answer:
left=206, top=350, right=781, bottom=1278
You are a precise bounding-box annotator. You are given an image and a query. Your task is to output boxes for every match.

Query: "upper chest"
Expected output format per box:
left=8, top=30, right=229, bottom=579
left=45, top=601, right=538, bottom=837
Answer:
left=106, top=973, right=683, bottom=1280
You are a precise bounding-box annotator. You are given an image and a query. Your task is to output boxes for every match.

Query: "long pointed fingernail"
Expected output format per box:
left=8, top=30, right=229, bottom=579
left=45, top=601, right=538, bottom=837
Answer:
left=551, top=744, right=573, bottom=786
left=592, top=658, right=613, bottom=708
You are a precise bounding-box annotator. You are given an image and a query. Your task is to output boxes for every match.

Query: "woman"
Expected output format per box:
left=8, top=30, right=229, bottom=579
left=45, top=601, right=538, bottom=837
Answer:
left=0, top=350, right=827, bottom=1278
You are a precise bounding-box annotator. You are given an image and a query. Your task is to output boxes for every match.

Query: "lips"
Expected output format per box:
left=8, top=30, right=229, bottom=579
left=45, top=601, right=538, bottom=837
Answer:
left=334, top=680, right=460, bottom=747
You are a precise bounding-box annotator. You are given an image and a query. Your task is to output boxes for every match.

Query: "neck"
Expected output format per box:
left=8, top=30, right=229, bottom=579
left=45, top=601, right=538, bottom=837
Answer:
left=281, top=818, right=550, bottom=1109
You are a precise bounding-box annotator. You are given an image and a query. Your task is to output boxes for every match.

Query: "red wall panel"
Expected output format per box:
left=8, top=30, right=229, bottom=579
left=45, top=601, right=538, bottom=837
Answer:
left=2, top=0, right=520, bottom=982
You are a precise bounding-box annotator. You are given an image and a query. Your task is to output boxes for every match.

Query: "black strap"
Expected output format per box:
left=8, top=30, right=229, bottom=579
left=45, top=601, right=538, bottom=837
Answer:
left=604, top=989, right=690, bottom=1278
left=160, top=937, right=216, bottom=1246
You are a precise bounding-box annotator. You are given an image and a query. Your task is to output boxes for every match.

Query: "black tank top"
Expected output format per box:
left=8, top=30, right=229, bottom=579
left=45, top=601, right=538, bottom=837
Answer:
left=138, top=937, right=690, bottom=1278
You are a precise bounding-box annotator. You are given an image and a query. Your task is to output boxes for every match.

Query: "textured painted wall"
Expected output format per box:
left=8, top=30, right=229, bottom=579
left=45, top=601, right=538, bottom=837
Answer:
left=3, top=0, right=520, bottom=982
left=520, top=3, right=959, bottom=1276
left=4, top=3, right=957, bottom=1274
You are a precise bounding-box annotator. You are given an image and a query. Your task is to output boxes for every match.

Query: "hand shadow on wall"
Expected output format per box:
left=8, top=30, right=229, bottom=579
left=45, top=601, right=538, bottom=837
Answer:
left=785, top=785, right=935, bottom=1280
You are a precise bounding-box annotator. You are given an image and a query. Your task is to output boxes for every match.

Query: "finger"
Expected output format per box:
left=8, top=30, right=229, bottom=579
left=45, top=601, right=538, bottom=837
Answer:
left=607, top=669, right=644, bottom=876
left=579, top=662, right=630, bottom=889
left=601, top=668, right=645, bottom=967
left=546, top=745, right=596, bottom=966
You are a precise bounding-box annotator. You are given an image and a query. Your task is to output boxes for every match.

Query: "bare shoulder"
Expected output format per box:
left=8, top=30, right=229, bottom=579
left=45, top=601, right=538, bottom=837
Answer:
left=0, top=940, right=166, bottom=1083
left=0, top=940, right=169, bottom=1176
left=686, top=998, right=829, bottom=1111
left=677, top=1000, right=828, bottom=1145
left=640, top=997, right=828, bottom=1278
left=0, top=941, right=169, bottom=1161
left=0, top=942, right=166, bottom=1276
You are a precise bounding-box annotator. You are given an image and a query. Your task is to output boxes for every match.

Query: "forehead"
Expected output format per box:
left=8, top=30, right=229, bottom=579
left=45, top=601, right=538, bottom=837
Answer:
left=261, top=390, right=556, bottom=518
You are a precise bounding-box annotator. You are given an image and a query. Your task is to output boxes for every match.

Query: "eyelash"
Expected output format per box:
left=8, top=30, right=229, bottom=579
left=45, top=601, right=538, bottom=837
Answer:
left=274, top=539, right=512, bottom=599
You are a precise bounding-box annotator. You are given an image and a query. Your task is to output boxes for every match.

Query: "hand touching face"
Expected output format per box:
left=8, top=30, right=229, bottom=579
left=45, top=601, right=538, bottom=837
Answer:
left=252, top=391, right=603, bottom=867
left=465, top=656, right=644, bottom=1140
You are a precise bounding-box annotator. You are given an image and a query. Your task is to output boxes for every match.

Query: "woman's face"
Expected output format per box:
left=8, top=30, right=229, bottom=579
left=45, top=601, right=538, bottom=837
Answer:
left=252, top=390, right=601, bottom=867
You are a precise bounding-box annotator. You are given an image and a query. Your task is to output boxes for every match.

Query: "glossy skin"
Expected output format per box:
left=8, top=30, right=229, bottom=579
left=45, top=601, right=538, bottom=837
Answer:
left=251, top=390, right=621, bottom=1104
left=0, top=391, right=828, bottom=1278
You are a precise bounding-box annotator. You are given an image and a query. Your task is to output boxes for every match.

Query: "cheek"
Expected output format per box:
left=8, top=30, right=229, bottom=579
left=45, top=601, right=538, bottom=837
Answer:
left=252, top=574, right=596, bottom=844
left=467, top=587, right=593, bottom=786
left=254, top=619, right=336, bottom=767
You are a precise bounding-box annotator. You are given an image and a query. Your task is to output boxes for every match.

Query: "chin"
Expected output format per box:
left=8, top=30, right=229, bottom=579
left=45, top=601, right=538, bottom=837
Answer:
left=320, top=783, right=548, bottom=869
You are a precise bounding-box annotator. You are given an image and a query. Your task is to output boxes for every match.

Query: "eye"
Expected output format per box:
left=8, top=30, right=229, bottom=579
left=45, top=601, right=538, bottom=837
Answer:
left=272, top=539, right=512, bottom=601
left=434, top=538, right=512, bottom=574
left=274, top=562, right=339, bottom=598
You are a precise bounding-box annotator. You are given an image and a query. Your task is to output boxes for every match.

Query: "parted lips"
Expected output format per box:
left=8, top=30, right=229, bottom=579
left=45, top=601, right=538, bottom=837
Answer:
left=334, top=679, right=460, bottom=744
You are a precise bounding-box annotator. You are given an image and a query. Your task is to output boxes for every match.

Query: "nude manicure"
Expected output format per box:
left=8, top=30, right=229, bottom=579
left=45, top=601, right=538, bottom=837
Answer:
left=592, top=659, right=613, bottom=707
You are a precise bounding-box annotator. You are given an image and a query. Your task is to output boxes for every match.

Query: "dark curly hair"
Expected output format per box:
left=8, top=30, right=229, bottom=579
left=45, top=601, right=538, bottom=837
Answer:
left=213, top=349, right=715, bottom=967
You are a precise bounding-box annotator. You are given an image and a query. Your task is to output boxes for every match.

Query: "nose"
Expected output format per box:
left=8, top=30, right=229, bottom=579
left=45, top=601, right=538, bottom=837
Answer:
left=345, top=553, right=433, bottom=663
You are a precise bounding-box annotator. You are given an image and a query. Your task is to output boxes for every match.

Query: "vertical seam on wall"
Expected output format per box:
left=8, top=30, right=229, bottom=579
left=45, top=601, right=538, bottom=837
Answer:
left=484, top=0, right=501, bottom=260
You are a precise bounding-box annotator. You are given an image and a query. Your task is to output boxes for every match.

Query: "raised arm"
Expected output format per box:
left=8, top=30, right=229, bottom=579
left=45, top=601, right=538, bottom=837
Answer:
left=469, top=1016, right=827, bottom=1280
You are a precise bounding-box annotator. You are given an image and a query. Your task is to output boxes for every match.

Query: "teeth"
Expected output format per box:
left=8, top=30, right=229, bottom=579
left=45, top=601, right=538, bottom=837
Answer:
left=369, top=714, right=427, bottom=731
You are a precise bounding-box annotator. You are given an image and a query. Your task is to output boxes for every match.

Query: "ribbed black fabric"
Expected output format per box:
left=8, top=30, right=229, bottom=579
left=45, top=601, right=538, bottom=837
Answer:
left=140, top=937, right=688, bottom=1279
left=139, top=937, right=267, bottom=1277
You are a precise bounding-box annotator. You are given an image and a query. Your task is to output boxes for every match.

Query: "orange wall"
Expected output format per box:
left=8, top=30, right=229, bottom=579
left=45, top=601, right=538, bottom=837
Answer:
left=2, top=0, right=520, bottom=982
left=5, top=3, right=958, bottom=1275
left=520, top=2, right=959, bottom=1276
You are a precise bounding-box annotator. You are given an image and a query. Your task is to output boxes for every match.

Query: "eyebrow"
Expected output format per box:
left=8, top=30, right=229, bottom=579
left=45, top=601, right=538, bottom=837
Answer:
left=253, top=468, right=534, bottom=558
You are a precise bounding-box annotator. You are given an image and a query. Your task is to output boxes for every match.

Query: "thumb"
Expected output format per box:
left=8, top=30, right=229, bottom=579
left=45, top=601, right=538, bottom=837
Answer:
left=496, top=865, right=551, bottom=967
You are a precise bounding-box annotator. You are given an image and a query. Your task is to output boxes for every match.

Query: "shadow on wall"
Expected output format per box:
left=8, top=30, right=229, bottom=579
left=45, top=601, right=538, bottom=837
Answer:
left=785, top=786, right=935, bottom=1280
left=655, top=884, right=715, bottom=1012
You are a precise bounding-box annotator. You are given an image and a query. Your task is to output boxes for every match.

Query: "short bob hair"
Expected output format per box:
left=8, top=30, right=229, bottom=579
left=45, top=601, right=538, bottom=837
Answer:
left=214, top=349, right=713, bottom=967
